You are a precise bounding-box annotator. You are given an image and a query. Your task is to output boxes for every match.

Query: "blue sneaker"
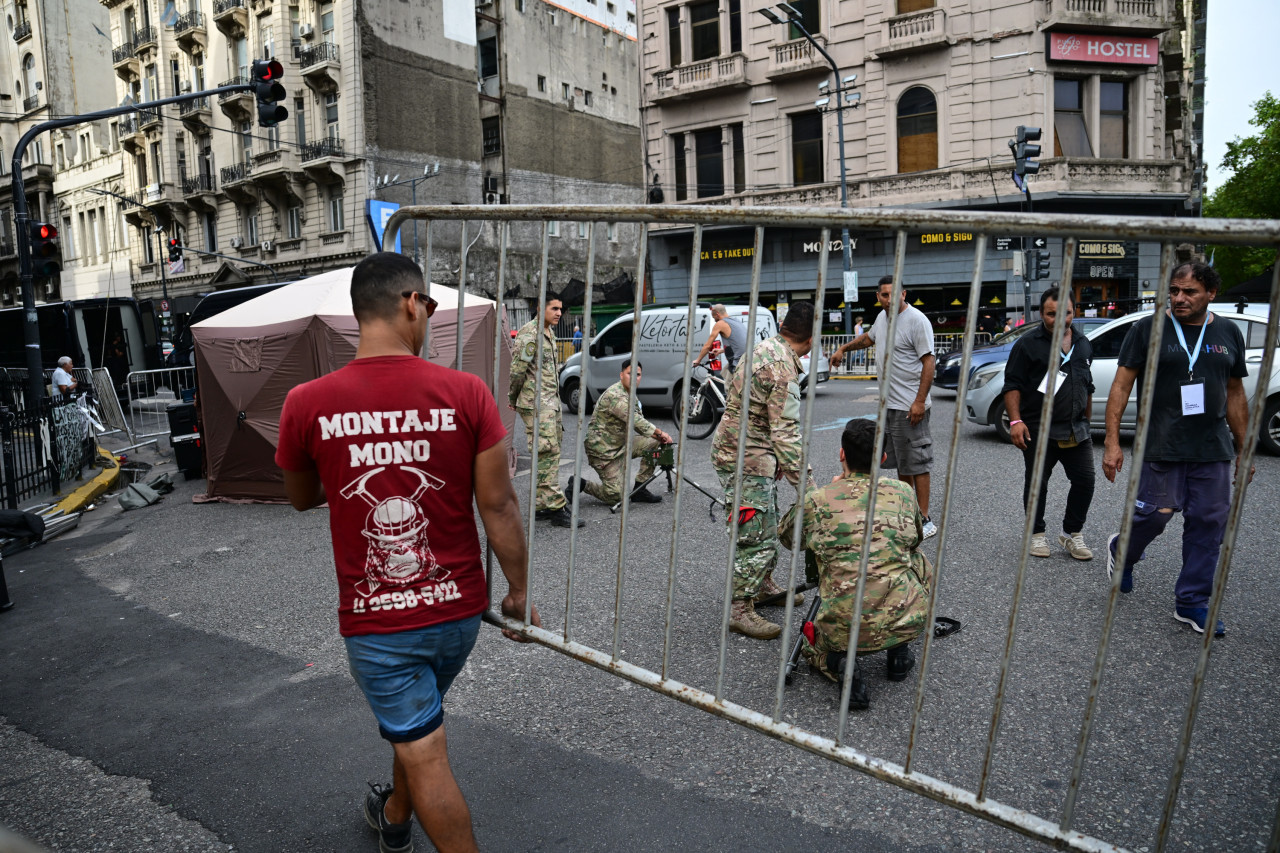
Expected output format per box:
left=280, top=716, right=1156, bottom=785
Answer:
left=1106, top=534, right=1134, bottom=594
left=1173, top=606, right=1225, bottom=638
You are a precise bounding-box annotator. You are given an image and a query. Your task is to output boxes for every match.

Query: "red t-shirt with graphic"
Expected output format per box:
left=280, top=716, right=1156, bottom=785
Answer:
left=275, top=355, right=507, bottom=637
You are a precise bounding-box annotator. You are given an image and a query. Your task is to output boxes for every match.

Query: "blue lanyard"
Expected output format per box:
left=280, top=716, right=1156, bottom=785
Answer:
left=1169, top=311, right=1208, bottom=379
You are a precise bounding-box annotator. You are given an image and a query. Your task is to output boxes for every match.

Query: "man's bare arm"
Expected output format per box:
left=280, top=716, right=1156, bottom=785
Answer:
left=694, top=320, right=729, bottom=364
left=283, top=468, right=325, bottom=511
left=1102, top=366, right=1138, bottom=483
left=1004, top=388, right=1029, bottom=450
left=1225, top=376, right=1255, bottom=484
left=832, top=332, right=875, bottom=364
left=473, top=440, right=540, bottom=641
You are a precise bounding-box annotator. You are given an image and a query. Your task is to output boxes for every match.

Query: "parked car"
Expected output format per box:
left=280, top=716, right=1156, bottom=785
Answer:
left=963, top=310, right=1280, bottom=455
left=934, top=316, right=1113, bottom=389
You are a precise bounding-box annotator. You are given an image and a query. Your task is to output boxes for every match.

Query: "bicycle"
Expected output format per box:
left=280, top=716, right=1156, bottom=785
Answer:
left=675, top=363, right=727, bottom=440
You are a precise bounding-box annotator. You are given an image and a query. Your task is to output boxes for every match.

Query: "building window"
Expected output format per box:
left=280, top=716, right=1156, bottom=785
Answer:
left=204, top=211, right=217, bottom=251
left=324, top=93, right=339, bottom=139
left=233, top=37, right=249, bottom=79
left=689, top=0, right=719, bottom=62
left=266, top=124, right=280, bottom=150
left=896, top=86, right=938, bottom=173
left=327, top=185, right=344, bottom=231
left=150, top=141, right=164, bottom=183
left=482, top=116, right=501, bottom=156
left=1054, top=78, right=1091, bottom=157
left=562, top=82, right=571, bottom=99
left=577, top=221, right=588, bottom=238
left=170, top=59, right=182, bottom=97
left=673, top=131, right=687, bottom=201
left=1100, top=79, right=1128, bottom=158
left=731, top=123, right=745, bottom=193
left=319, top=0, right=334, bottom=43
left=141, top=227, right=155, bottom=263
left=290, top=5, right=301, bottom=55
left=546, top=220, right=560, bottom=237
left=607, top=222, right=618, bottom=242
left=583, top=90, right=592, bottom=107
left=897, top=0, right=934, bottom=11
left=537, top=74, right=546, bottom=92
left=787, top=0, right=818, bottom=38
left=791, top=112, right=823, bottom=185
left=55, top=144, right=65, bottom=171
left=260, top=22, right=275, bottom=59
left=478, top=37, right=498, bottom=79
left=287, top=203, right=302, bottom=239
left=729, top=0, right=741, bottom=52
left=694, top=127, right=723, bottom=198
left=245, top=207, right=259, bottom=245
left=295, top=96, right=306, bottom=145
left=239, top=121, right=253, bottom=161
left=667, top=7, right=681, bottom=66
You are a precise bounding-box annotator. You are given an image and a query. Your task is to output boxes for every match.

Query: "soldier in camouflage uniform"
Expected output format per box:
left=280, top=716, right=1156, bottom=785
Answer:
left=509, top=296, right=581, bottom=528
left=710, top=302, right=816, bottom=640
left=779, top=418, right=934, bottom=710
left=569, top=360, right=673, bottom=506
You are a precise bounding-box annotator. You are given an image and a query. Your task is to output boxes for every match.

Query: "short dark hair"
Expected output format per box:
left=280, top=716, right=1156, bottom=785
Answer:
left=1170, top=261, right=1221, bottom=295
left=545, top=293, right=565, bottom=308
left=841, top=418, right=878, bottom=472
left=878, top=275, right=894, bottom=287
left=779, top=301, right=815, bottom=342
left=1039, top=286, right=1072, bottom=311
left=621, top=358, right=642, bottom=372
left=351, top=252, right=424, bottom=322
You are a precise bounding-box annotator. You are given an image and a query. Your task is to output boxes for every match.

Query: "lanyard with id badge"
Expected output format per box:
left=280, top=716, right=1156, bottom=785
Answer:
left=1038, top=342, right=1079, bottom=447
left=1170, top=313, right=1207, bottom=416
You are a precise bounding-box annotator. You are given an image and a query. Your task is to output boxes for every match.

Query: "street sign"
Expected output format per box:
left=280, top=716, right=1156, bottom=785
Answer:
left=842, top=270, right=858, bottom=302
left=1031, top=236, right=1048, bottom=249
left=995, top=237, right=1013, bottom=251
left=160, top=299, right=170, bottom=312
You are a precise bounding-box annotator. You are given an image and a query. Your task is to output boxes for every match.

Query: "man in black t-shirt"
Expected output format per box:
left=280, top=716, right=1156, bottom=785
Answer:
left=1101, top=262, right=1252, bottom=638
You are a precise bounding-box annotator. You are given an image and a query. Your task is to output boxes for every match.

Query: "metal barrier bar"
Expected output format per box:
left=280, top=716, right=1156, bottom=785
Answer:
left=423, top=220, right=434, bottom=353
left=612, top=222, right=650, bottom=662
left=522, top=223, right=553, bottom=629
left=1153, top=258, right=1280, bottom=852
left=663, top=223, right=704, bottom=679
left=905, top=232, right=988, bottom=773
left=456, top=220, right=469, bottom=371
left=977, top=236, right=1079, bottom=801
left=772, top=226, right=830, bottom=723
left=714, top=225, right=766, bottom=703
left=564, top=221, right=596, bottom=643
left=1060, top=243, right=1177, bottom=829
left=124, top=367, right=197, bottom=441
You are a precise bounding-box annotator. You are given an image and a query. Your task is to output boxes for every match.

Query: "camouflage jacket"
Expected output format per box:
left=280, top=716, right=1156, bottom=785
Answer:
left=509, top=319, right=559, bottom=411
left=779, top=472, right=934, bottom=653
left=585, top=381, right=657, bottom=460
left=710, top=334, right=803, bottom=483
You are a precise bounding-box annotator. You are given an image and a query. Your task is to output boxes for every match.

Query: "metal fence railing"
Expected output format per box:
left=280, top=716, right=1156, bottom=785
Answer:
left=124, top=367, right=197, bottom=442
left=0, top=394, right=96, bottom=509
left=383, top=204, right=1280, bottom=853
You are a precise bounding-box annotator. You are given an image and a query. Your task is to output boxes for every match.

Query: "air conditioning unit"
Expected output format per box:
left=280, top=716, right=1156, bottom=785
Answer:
left=484, top=191, right=498, bottom=204
left=230, top=236, right=244, bottom=248
left=476, top=0, right=493, bottom=7
left=180, top=81, right=192, bottom=93
left=299, top=23, right=314, bottom=38
left=260, top=240, right=274, bottom=253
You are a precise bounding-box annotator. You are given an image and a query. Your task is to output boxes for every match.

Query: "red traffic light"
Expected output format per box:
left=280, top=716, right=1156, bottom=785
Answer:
left=35, top=223, right=56, bottom=240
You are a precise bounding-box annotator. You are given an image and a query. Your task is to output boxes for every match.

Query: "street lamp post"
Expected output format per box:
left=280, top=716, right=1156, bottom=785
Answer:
left=760, top=5, right=860, bottom=334
left=377, top=163, right=441, bottom=265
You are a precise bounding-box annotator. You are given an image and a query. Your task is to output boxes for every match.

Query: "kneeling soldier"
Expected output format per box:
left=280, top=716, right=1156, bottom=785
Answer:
left=568, top=360, right=672, bottom=506
left=779, top=418, right=935, bottom=710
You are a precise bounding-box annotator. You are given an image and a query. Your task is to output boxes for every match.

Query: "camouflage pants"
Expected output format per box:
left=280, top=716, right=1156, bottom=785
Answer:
left=582, top=435, right=661, bottom=505
left=518, top=408, right=565, bottom=511
left=715, top=469, right=778, bottom=601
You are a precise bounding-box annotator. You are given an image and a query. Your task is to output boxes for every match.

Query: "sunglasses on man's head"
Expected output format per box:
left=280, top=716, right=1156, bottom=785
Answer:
left=402, top=290, right=438, bottom=316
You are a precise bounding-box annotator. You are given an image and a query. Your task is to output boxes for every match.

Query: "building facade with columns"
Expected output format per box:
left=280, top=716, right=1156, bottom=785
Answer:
left=639, top=0, right=1200, bottom=325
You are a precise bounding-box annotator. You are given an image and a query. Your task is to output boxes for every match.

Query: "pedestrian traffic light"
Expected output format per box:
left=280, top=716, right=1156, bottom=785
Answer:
left=1011, top=126, right=1042, bottom=177
left=168, top=237, right=182, bottom=263
left=250, top=58, right=288, bottom=127
left=28, top=221, right=60, bottom=276
left=1034, top=249, right=1051, bottom=281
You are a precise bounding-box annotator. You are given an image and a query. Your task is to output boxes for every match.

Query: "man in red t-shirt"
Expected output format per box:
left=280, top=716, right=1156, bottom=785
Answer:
left=276, top=252, right=539, bottom=853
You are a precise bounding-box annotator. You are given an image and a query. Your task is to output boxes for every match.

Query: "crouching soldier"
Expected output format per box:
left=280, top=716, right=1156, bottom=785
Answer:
left=779, top=418, right=934, bottom=710
left=568, top=360, right=672, bottom=506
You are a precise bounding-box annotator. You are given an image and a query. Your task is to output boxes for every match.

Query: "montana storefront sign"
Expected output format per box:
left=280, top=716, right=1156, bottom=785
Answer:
left=1046, top=32, right=1159, bottom=66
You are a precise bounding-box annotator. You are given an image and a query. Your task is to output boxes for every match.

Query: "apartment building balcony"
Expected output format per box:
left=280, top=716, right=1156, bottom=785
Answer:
left=251, top=147, right=299, bottom=190
left=217, top=77, right=253, bottom=122
left=22, top=94, right=41, bottom=113
left=13, top=20, right=32, bottom=42
left=212, top=0, right=248, bottom=38
left=219, top=160, right=256, bottom=202
left=173, top=10, right=206, bottom=53
left=112, top=39, right=138, bottom=78
left=133, top=25, right=158, bottom=55
left=181, top=173, right=218, bottom=210
left=138, top=107, right=162, bottom=129
left=874, top=7, right=951, bottom=59
left=766, top=36, right=830, bottom=81
left=651, top=54, right=748, bottom=103
left=298, top=41, right=341, bottom=95
left=1043, top=0, right=1172, bottom=35
left=178, top=95, right=212, bottom=132
left=119, top=115, right=144, bottom=152
left=301, top=136, right=346, bottom=181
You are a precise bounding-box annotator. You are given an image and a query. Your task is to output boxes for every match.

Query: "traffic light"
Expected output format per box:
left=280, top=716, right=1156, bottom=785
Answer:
left=251, top=58, right=288, bottom=127
left=28, top=221, right=60, bottom=277
left=168, top=237, right=182, bottom=263
left=1011, top=125, right=1042, bottom=177
left=1031, top=249, right=1051, bottom=281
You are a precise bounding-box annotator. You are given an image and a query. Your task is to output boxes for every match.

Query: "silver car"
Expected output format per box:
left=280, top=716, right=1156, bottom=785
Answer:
left=963, top=310, right=1280, bottom=455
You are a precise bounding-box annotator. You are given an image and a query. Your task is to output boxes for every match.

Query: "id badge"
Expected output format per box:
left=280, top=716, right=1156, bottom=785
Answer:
left=1037, top=369, right=1069, bottom=397
left=1180, top=379, right=1205, bottom=416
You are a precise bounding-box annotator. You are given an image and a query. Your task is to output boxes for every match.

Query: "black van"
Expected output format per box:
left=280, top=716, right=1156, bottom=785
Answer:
left=166, top=282, right=292, bottom=366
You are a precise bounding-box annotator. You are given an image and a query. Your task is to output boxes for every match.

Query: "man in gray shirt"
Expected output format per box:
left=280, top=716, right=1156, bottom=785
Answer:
left=830, top=276, right=938, bottom=538
left=693, top=304, right=749, bottom=372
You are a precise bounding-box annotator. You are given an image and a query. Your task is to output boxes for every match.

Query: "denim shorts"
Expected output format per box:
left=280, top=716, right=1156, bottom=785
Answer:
left=344, top=615, right=482, bottom=743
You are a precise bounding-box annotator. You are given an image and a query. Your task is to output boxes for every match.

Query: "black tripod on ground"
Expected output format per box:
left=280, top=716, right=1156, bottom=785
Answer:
left=610, top=443, right=724, bottom=518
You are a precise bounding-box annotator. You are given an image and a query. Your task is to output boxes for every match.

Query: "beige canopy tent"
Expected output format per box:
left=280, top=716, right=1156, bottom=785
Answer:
left=191, top=266, right=514, bottom=502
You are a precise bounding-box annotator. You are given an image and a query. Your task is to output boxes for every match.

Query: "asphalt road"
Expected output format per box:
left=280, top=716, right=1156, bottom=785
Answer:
left=2, top=378, right=1277, bottom=853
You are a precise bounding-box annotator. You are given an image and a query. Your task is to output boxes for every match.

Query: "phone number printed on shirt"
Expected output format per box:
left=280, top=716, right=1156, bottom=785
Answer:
left=353, top=580, right=462, bottom=614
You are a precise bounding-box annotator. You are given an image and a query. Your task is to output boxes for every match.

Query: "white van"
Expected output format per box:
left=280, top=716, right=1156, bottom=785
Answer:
left=557, top=304, right=777, bottom=412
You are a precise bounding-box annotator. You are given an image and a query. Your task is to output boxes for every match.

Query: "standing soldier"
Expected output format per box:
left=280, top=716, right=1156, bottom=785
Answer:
left=711, top=302, right=815, bottom=640
left=568, top=360, right=673, bottom=506
left=779, top=418, right=934, bottom=710
left=509, top=295, right=580, bottom=528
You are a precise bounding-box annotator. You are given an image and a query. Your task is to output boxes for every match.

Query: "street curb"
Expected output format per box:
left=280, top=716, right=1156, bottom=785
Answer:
left=54, top=447, right=120, bottom=515
left=832, top=374, right=876, bottom=381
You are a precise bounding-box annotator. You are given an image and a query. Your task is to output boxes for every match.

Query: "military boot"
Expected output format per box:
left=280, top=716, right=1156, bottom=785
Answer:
left=729, top=599, right=782, bottom=640
left=754, top=576, right=805, bottom=607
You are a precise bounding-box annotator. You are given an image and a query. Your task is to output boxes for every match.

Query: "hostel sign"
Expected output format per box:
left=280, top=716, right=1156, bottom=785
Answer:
left=1047, top=32, right=1159, bottom=66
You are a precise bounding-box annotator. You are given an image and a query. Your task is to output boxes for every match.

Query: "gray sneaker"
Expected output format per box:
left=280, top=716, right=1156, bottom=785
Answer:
left=364, top=783, right=413, bottom=853
left=1029, top=533, right=1051, bottom=558
left=1058, top=532, right=1093, bottom=560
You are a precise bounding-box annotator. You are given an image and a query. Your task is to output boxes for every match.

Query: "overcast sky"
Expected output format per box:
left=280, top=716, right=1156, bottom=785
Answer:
left=1202, top=0, right=1277, bottom=194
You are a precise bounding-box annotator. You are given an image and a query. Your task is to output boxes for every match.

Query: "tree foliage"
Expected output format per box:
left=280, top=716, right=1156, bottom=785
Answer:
left=1202, top=91, right=1280, bottom=290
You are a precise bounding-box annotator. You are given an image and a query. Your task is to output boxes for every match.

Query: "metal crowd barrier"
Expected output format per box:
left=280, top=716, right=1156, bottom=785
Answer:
left=385, top=204, right=1280, bottom=853
left=123, top=367, right=197, bottom=442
